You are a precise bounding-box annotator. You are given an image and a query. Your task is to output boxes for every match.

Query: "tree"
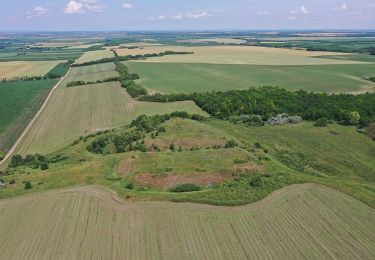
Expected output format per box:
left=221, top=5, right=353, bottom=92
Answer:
left=345, top=111, right=361, bottom=125
left=0, top=151, right=5, bottom=161
left=9, top=154, right=23, bottom=168
left=170, top=143, right=175, bottom=151
left=225, top=140, right=237, bottom=148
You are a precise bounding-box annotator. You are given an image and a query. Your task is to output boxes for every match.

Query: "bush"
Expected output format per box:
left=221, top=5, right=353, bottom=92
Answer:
left=124, top=182, right=134, bottom=189
left=9, top=179, right=16, bottom=184
left=40, top=162, right=49, bottom=170
left=170, top=143, right=175, bottom=151
left=314, top=117, right=329, bottom=127
left=24, top=181, right=33, bottom=190
left=9, top=154, right=23, bottom=168
left=225, top=140, right=237, bottom=148
left=249, top=175, right=263, bottom=187
left=170, top=183, right=201, bottom=193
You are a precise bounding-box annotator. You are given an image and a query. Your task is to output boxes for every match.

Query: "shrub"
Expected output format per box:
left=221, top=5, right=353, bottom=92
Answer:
left=314, top=117, right=329, bottom=127
left=225, top=140, right=237, bottom=148
left=24, top=181, right=33, bottom=190
left=170, top=183, right=201, bottom=193
left=9, top=179, right=16, bottom=184
left=170, top=143, right=175, bottom=151
left=254, top=142, right=262, bottom=149
left=249, top=175, right=263, bottom=187
left=124, top=183, right=134, bottom=189
left=40, top=162, right=49, bottom=170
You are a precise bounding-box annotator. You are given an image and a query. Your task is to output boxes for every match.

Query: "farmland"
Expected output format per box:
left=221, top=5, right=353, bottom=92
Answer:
left=0, top=184, right=373, bottom=259
left=0, top=60, right=62, bottom=79
left=0, top=79, right=57, bottom=152
left=122, top=45, right=375, bottom=94
left=128, top=62, right=375, bottom=93
left=117, top=45, right=364, bottom=65
left=13, top=63, right=206, bottom=155
left=75, top=49, right=114, bottom=64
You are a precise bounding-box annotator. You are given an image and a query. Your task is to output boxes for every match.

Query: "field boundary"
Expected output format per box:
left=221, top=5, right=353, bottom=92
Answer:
left=0, top=68, right=71, bottom=168
left=1, top=183, right=372, bottom=212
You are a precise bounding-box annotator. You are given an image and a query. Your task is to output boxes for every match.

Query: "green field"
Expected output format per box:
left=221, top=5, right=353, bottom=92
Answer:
left=0, top=184, right=373, bottom=259
left=0, top=79, right=57, bottom=152
left=128, top=62, right=375, bottom=93
left=63, top=63, right=119, bottom=84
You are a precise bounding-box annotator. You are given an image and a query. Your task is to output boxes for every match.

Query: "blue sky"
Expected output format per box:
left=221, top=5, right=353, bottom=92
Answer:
left=1, top=0, right=375, bottom=31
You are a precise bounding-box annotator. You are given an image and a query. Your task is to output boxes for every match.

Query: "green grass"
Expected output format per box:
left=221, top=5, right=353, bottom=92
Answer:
left=128, top=62, right=375, bottom=94
left=46, top=62, right=70, bottom=77
left=0, top=79, right=57, bottom=152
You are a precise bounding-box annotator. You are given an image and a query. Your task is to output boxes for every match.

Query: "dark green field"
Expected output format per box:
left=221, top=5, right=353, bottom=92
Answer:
left=0, top=79, right=57, bottom=152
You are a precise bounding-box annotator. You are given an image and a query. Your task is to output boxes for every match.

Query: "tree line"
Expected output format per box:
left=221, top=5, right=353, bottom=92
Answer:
left=138, top=87, right=375, bottom=126
left=66, top=77, right=119, bottom=87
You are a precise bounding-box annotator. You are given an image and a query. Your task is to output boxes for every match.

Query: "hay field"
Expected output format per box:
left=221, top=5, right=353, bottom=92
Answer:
left=116, top=45, right=363, bottom=65
left=177, top=38, right=247, bottom=44
left=75, top=49, right=114, bottom=64
left=0, top=60, right=62, bottom=79
left=0, top=184, right=373, bottom=259
left=14, top=64, right=206, bottom=155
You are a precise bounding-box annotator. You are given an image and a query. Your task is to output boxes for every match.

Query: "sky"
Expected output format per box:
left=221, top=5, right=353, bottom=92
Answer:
left=1, top=0, right=375, bottom=31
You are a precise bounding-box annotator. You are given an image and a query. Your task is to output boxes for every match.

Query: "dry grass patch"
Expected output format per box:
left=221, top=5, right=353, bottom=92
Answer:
left=75, top=50, right=114, bottom=64
left=0, top=61, right=62, bottom=79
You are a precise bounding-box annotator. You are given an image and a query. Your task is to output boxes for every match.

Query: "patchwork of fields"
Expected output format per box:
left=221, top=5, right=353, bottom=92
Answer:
left=0, top=184, right=373, bottom=259
left=0, top=60, right=62, bottom=79
left=14, top=63, right=206, bottom=155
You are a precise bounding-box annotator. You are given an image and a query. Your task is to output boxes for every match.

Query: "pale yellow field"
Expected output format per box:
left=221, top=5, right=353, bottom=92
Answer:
left=177, top=37, right=247, bottom=44
left=0, top=184, right=373, bottom=259
left=14, top=64, right=206, bottom=155
left=75, top=49, right=114, bottom=64
left=0, top=60, right=62, bottom=79
left=66, top=43, right=101, bottom=49
left=115, top=45, right=363, bottom=65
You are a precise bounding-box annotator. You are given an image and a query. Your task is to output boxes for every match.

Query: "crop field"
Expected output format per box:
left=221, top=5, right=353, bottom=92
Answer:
left=0, top=79, right=57, bottom=152
left=75, top=50, right=114, bottom=64
left=128, top=62, right=375, bottom=93
left=63, top=63, right=119, bottom=83
left=0, top=50, right=84, bottom=62
left=118, top=45, right=365, bottom=65
left=0, top=60, right=62, bottom=79
left=0, top=184, right=373, bottom=259
left=13, top=64, right=206, bottom=155
left=177, top=37, right=247, bottom=44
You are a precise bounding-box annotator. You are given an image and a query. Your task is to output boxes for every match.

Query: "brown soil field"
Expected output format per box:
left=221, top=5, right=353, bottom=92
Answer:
left=0, top=184, right=373, bottom=259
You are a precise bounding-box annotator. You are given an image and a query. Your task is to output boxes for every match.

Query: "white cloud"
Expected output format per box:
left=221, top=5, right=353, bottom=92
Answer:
left=257, top=11, right=268, bottom=16
left=150, top=12, right=213, bottom=21
left=26, top=6, right=49, bottom=18
left=64, top=0, right=105, bottom=14
left=300, top=5, right=309, bottom=14
left=122, top=3, right=133, bottom=9
left=342, top=3, right=348, bottom=10
left=286, top=16, right=297, bottom=20
left=65, top=1, right=84, bottom=14
left=186, top=12, right=213, bottom=19
left=290, top=5, right=309, bottom=14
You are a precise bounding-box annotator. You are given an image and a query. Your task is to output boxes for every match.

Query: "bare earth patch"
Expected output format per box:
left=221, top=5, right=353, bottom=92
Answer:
left=118, top=157, right=135, bottom=176
left=135, top=172, right=229, bottom=188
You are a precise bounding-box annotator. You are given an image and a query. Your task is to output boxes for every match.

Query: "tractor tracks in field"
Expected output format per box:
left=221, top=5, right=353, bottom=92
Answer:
left=0, top=68, right=71, bottom=168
